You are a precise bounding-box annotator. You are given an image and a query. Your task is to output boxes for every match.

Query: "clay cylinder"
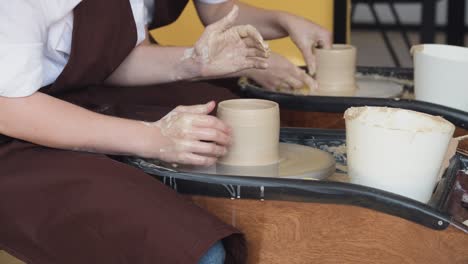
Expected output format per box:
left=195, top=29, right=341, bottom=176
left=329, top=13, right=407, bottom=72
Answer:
left=344, top=106, right=455, bottom=203
left=217, top=99, right=280, bottom=166
left=315, top=44, right=357, bottom=93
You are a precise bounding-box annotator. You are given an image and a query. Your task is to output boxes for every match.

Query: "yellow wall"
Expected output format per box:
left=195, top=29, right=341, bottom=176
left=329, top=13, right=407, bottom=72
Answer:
left=150, top=0, right=334, bottom=66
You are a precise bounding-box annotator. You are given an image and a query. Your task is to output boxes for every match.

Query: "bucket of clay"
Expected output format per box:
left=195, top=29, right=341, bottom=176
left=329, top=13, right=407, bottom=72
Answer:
left=344, top=106, right=455, bottom=203
left=412, top=44, right=468, bottom=112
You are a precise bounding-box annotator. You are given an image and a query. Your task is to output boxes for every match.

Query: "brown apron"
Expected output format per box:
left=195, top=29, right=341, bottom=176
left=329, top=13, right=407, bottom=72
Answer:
left=0, top=0, right=245, bottom=263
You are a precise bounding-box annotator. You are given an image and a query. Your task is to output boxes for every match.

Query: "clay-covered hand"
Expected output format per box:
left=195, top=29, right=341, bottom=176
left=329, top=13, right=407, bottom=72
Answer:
left=190, top=5, right=270, bottom=77
left=244, top=52, right=316, bottom=93
left=146, top=101, right=231, bottom=166
left=282, top=14, right=332, bottom=75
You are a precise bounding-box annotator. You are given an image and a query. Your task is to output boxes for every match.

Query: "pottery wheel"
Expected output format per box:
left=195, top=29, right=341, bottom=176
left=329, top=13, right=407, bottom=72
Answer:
left=252, top=75, right=404, bottom=98
left=352, top=76, right=404, bottom=98
left=178, top=143, right=336, bottom=180
left=308, top=76, right=404, bottom=98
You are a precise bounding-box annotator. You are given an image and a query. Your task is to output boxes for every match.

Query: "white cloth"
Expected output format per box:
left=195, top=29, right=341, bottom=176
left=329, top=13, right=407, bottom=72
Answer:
left=0, top=0, right=147, bottom=98
left=0, top=0, right=226, bottom=98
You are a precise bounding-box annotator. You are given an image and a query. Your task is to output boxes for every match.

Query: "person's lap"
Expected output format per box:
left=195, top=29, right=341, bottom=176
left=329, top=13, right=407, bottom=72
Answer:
left=0, top=140, right=238, bottom=264
left=0, top=81, right=243, bottom=263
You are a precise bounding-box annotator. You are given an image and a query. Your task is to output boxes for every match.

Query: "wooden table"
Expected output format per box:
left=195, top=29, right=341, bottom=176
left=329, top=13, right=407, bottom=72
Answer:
left=191, top=196, right=468, bottom=264
left=188, top=109, right=468, bottom=264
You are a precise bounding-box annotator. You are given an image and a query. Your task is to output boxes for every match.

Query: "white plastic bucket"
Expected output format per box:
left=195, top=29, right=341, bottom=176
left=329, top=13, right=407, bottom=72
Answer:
left=344, top=106, right=455, bottom=203
left=412, top=44, right=468, bottom=112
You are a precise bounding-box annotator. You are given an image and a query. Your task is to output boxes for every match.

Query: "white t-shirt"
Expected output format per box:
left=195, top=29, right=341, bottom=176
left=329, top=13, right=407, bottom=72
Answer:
left=0, top=0, right=227, bottom=98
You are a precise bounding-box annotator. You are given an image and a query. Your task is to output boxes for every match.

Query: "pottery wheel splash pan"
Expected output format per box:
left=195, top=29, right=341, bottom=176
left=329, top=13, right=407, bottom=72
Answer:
left=240, top=66, right=410, bottom=98
left=330, top=76, right=402, bottom=98
left=122, top=128, right=468, bottom=232
left=178, top=143, right=336, bottom=180
left=136, top=143, right=336, bottom=180
left=241, top=66, right=468, bottom=129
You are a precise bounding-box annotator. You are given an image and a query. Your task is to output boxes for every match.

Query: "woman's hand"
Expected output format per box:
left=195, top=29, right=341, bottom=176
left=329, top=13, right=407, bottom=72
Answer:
left=142, top=101, right=231, bottom=166
left=243, top=52, right=316, bottom=93
left=189, top=5, right=270, bottom=77
left=280, top=13, right=332, bottom=75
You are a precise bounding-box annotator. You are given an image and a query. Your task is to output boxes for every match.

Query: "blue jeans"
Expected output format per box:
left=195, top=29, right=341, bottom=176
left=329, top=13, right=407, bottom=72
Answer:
left=199, top=241, right=226, bottom=264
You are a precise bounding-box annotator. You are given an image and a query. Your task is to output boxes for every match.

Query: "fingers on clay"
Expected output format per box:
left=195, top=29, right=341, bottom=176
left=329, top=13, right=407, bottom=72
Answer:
left=177, top=152, right=217, bottom=166
left=188, top=128, right=231, bottom=146
left=188, top=141, right=227, bottom=157
left=318, top=33, right=333, bottom=49
left=303, top=73, right=318, bottom=91
left=301, top=48, right=317, bottom=76
left=285, top=77, right=304, bottom=90
left=192, top=115, right=231, bottom=134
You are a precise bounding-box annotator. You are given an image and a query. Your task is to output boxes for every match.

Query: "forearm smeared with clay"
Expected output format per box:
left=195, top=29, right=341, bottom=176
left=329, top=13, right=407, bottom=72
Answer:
left=0, top=93, right=231, bottom=166
left=141, top=101, right=232, bottom=165
left=105, top=45, right=203, bottom=85
left=196, top=0, right=332, bottom=88
left=106, top=5, right=269, bottom=86
left=0, top=92, right=164, bottom=156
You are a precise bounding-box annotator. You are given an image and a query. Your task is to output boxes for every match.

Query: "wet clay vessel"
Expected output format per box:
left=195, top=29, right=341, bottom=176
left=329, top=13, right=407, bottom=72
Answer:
left=214, top=99, right=335, bottom=179
left=217, top=99, right=280, bottom=166
left=315, top=44, right=357, bottom=94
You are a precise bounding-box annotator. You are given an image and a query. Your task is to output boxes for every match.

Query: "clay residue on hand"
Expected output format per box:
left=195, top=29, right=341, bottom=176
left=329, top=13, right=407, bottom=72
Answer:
left=181, top=48, right=195, bottom=61
left=189, top=5, right=269, bottom=76
left=156, top=111, right=190, bottom=137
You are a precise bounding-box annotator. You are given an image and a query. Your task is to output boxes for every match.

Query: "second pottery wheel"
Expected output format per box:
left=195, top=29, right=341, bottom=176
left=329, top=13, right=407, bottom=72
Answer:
left=294, top=76, right=403, bottom=98
left=240, top=73, right=405, bottom=98
left=178, top=143, right=336, bottom=180
left=347, top=76, right=404, bottom=98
